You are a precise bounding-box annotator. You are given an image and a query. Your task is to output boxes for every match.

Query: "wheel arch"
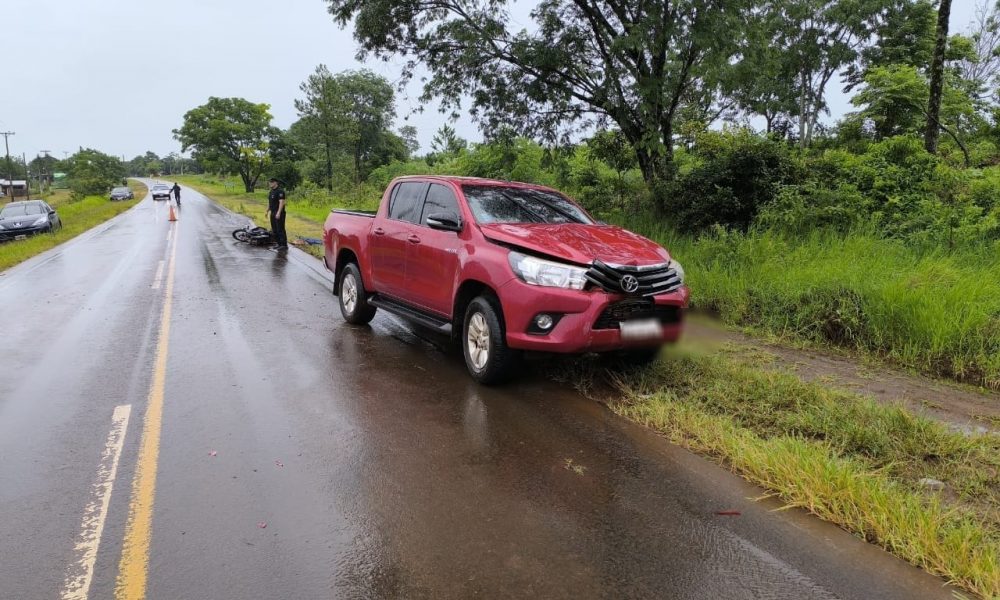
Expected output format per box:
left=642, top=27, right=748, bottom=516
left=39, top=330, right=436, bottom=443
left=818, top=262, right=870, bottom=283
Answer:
left=333, top=248, right=361, bottom=296
left=452, top=279, right=501, bottom=339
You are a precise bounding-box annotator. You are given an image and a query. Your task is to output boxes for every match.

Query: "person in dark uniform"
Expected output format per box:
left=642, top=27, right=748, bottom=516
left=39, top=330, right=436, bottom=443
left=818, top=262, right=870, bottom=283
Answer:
left=267, top=177, right=288, bottom=250
left=171, top=182, right=181, bottom=205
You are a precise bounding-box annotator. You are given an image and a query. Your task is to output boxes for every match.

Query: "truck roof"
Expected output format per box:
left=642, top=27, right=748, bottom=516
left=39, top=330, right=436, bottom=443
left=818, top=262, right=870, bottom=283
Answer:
left=391, top=175, right=555, bottom=191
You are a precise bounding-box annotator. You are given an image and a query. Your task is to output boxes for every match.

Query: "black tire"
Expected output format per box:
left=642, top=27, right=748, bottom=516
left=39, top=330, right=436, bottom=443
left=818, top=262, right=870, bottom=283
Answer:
left=462, top=295, right=520, bottom=384
left=232, top=229, right=251, bottom=242
left=338, top=263, right=377, bottom=325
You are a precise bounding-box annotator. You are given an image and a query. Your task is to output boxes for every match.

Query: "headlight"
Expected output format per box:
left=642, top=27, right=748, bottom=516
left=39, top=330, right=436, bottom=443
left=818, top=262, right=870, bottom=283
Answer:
left=508, top=251, right=588, bottom=290
left=33, top=216, right=49, bottom=226
left=671, top=260, right=685, bottom=284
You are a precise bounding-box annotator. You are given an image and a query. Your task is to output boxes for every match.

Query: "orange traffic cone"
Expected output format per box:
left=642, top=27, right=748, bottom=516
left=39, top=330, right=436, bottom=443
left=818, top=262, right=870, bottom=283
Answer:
left=168, top=203, right=177, bottom=222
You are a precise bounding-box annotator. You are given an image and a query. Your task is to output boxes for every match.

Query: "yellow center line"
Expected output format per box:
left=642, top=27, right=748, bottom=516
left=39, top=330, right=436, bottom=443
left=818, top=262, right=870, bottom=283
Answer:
left=115, top=221, right=179, bottom=600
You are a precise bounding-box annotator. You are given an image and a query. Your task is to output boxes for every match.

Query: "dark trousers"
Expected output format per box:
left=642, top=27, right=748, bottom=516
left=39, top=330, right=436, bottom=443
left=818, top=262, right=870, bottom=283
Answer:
left=270, top=212, right=287, bottom=247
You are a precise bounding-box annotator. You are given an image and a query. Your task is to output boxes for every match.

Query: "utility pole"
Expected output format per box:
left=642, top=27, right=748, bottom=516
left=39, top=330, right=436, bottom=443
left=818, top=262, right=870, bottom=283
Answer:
left=23, top=153, right=29, bottom=200
left=40, top=151, right=50, bottom=193
left=1, top=131, right=14, bottom=199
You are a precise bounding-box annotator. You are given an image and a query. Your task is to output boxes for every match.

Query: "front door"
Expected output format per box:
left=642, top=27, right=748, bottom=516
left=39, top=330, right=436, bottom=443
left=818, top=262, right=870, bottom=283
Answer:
left=405, top=183, right=464, bottom=317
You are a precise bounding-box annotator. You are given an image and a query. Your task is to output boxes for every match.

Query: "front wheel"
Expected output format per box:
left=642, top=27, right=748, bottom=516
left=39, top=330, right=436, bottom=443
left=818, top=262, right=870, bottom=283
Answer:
left=463, top=296, right=519, bottom=385
left=232, top=229, right=250, bottom=242
left=338, top=263, right=377, bottom=325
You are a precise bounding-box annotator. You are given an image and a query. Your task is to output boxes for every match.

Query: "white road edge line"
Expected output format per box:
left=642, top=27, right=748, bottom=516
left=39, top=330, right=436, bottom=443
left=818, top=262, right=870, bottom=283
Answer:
left=60, top=404, right=133, bottom=600
left=151, top=261, right=165, bottom=290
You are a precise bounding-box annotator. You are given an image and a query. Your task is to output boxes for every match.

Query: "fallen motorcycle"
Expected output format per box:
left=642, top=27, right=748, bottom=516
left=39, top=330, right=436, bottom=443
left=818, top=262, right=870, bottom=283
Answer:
left=232, top=224, right=275, bottom=246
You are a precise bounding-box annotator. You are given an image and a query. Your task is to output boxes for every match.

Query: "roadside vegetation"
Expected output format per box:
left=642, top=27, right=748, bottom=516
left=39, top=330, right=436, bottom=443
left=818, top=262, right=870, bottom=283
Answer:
left=601, top=345, right=999, bottom=598
left=0, top=181, right=146, bottom=272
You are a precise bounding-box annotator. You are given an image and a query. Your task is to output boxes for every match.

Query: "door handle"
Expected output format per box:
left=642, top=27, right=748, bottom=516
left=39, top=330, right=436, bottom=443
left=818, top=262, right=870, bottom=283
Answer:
left=373, top=227, right=385, bottom=236
left=407, top=235, right=421, bottom=244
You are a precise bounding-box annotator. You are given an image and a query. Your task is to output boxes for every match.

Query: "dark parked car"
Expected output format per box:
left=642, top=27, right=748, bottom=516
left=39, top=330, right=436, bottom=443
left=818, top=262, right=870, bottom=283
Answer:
left=151, top=184, right=172, bottom=201
left=110, top=186, right=134, bottom=201
left=0, top=200, right=63, bottom=241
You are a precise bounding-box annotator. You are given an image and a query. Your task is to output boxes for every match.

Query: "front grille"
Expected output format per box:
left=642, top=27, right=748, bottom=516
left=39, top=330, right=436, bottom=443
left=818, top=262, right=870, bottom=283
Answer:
left=594, top=299, right=682, bottom=330
left=585, top=260, right=682, bottom=297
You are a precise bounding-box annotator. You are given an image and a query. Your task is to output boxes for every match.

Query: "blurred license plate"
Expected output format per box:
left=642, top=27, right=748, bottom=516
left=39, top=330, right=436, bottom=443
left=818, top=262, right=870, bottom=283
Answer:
left=14, top=235, right=26, bottom=241
left=619, top=319, right=663, bottom=340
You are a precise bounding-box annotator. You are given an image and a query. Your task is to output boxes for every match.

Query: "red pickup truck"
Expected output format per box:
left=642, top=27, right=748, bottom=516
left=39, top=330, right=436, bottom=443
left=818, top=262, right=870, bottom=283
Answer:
left=323, top=176, right=689, bottom=383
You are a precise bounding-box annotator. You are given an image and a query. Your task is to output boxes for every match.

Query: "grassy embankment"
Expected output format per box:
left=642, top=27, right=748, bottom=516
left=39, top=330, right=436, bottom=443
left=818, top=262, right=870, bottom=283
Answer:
left=0, top=181, right=146, bottom=272
left=626, top=218, right=1000, bottom=391
left=598, top=345, right=999, bottom=599
left=174, top=175, right=379, bottom=259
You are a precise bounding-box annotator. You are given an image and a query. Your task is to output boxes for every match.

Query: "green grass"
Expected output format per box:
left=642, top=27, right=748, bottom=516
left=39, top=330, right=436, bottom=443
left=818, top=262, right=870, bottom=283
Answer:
left=622, top=219, right=1000, bottom=390
left=603, top=348, right=1000, bottom=599
left=173, top=175, right=375, bottom=258
left=0, top=182, right=146, bottom=273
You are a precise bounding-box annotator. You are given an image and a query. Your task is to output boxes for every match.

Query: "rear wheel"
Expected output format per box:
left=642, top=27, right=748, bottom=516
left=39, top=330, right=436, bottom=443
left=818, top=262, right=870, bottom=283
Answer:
left=463, top=296, right=519, bottom=385
left=338, top=263, right=377, bottom=325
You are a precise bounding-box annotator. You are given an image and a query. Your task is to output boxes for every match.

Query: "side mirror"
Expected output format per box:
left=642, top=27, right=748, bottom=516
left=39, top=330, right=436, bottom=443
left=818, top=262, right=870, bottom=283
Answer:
left=426, top=212, right=463, bottom=232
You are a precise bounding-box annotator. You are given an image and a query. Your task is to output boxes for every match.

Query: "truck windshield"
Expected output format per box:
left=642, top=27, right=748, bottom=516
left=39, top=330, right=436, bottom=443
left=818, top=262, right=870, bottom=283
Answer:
left=462, top=185, right=593, bottom=225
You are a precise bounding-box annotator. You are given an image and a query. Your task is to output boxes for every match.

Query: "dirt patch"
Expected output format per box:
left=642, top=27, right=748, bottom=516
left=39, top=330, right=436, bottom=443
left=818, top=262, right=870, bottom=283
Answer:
left=681, top=316, right=1000, bottom=434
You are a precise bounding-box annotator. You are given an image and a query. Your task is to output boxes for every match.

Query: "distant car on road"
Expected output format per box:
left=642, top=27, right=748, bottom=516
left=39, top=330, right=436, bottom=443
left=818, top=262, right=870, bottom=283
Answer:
left=0, top=200, right=63, bottom=241
left=110, top=186, right=134, bottom=201
left=151, top=183, right=172, bottom=201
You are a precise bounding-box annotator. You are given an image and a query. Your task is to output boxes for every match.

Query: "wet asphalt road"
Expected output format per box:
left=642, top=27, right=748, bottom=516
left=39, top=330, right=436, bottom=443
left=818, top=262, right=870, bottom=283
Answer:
left=0, top=184, right=957, bottom=600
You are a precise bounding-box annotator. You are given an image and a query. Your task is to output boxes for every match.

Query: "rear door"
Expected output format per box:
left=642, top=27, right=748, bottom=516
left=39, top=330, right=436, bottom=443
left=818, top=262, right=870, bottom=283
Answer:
left=405, top=183, right=464, bottom=316
left=369, top=181, right=427, bottom=298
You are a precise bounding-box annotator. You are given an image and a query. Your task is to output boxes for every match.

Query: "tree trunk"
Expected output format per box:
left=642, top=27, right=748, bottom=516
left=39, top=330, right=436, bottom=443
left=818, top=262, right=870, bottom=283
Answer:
left=354, top=142, right=363, bottom=184
left=325, top=141, right=333, bottom=191
left=634, top=147, right=674, bottom=212
left=240, top=171, right=253, bottom=193
left=924, top=0, right=952, bottom=154
left=798, top=72, right=808, bottom=149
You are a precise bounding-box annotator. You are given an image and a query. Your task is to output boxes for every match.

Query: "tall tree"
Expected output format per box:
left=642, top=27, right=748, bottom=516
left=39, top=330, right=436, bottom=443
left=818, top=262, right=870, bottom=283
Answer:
left=925, top=0, right=953, bottom=153
left=844, top=0, right=937, bottom=90
left=398, top=125, right=420, bottom=157
left=295, top=65, right=341, bottom=190
left=325, top=0, right=750, bottom=209
left=294, top=68, right=397, bottom=184
left=769, top=0, right=887, bottom=148
left=959, top=0, right=1000, bottom=103
left=173, top=97, right=278, bottom=192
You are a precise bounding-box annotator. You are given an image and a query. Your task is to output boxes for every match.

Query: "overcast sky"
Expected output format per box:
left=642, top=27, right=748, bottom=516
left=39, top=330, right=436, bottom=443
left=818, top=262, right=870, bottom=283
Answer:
left=0, top=0, right=980, bottom=163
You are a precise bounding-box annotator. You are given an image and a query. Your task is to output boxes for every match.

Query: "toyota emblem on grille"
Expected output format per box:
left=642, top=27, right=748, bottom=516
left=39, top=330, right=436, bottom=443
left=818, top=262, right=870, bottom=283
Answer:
left=620, top=275, right=640, bottom=293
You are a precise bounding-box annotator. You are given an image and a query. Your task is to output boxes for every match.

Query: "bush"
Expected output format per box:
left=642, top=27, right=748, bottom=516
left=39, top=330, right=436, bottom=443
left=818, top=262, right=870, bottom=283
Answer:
left=667, top=129, right=800, bottom=232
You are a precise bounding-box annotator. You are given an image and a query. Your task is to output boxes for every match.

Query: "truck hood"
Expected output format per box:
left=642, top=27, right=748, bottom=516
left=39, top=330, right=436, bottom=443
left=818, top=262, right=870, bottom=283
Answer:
left=479, top=223, right=670, bottom=266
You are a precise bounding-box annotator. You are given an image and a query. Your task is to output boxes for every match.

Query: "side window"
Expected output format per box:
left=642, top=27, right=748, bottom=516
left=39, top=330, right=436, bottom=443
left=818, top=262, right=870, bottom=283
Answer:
left=386, top=183, right=401, bottom=216
left=420, top=184, right=460, bottom=226
left=388, top=182, right=428, bottom=224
